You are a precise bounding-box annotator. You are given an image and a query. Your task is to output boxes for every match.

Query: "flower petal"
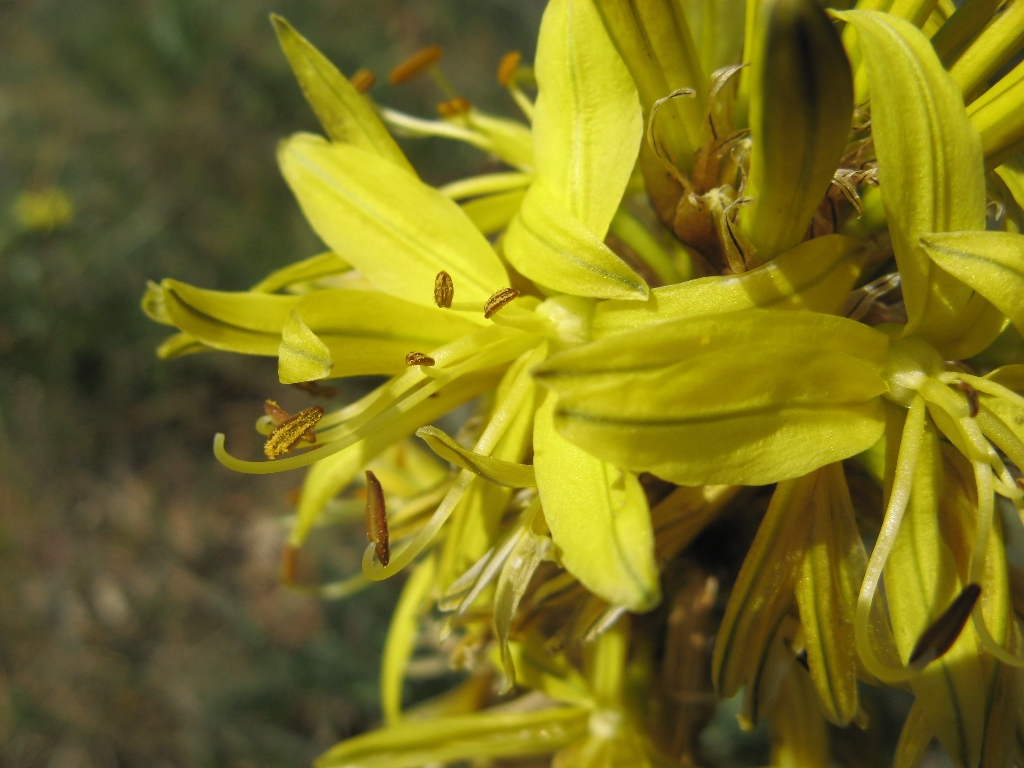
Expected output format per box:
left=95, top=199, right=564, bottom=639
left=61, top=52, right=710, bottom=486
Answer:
left=793, top=463, right=865, bottom=726
left=535, top=309, right=889, bottom=486
left=279, top=134, right=508, bottom=311
left=417, top=425, right=536, bottom=488
left=271, top=16, right=413, bottom=173
left=314, top=707, right=589, bottom=768
left=837, top=10, right=1003, bottom=359
left=592, top=234, right=867, bottom=337
left=713, top=474, right=812, bottom=700
left=532, top=0, right=642, bottom=238
left=534, top=391, right=660, bottom=612
left=883, top=419, right=987, bottom=768
left=503, top=181, right=649, bottom=300
left=920, top=230, right=1024, bottom=336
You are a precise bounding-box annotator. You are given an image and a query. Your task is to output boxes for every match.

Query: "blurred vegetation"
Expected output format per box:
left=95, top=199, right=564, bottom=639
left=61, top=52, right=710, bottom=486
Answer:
left=0, top=1, right=542, bottom=765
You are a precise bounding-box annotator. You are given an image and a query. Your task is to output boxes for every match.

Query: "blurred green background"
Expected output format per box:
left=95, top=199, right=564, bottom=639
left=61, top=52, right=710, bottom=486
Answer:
left=0, top=2, right=542, bottom=765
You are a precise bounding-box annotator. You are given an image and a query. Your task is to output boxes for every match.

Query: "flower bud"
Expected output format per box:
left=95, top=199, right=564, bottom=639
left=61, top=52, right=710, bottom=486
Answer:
left=738, top=0, right=853, bottom=261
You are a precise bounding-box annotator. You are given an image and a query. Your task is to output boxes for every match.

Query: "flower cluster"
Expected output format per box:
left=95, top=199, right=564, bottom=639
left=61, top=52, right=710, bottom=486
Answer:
left=144, top=0, right=1024, bottom=765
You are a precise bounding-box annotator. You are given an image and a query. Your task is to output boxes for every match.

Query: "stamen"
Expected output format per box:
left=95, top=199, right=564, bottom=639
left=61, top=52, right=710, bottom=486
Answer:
left=364, top=470, right=390, bottom=567
left=350, top=68, right=376, bottom=93
left=388, top=45, right=443, bottom=85
left=954, top=380, right=980, bottom=417
left=405, top=351, right=436, bottom=366
left=359, top=343, right=546, bottom=581
left=436, top=97, right=471, bottom=117
left=645, top=88, right=698, bottom=187
left=264, top=399, right=289, bottom=425
left=263, top=405, right=324, bottom=460
left=856, top=395, right=927, bottom=683
left=908, top=583, right=981, bottom=670
left=484, top=287, right=520, bottom=319
left=434, top=270, right=454, bottom=308
left=497, top=51, right=522, bottom=86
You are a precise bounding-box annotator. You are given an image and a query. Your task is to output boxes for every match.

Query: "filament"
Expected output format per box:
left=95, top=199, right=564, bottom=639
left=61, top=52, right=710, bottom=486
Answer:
left=856, top=394, right=926, bottom=683
left=360, top=343, right=546, bottom=580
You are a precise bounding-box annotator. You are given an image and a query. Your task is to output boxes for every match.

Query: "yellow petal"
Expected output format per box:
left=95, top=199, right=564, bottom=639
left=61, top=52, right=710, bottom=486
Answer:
left=592, top=234, right=867, bottom=337
left=279, top=306, right=332, bottom=383
left=837, top=10, right=1003, bottom=359
left=713, top=473, right=814, bottom=698
left=279, top=134, right=508, bottom=311
left=271, top=16, right=413, bottom=173
left=532, top=0, right=643, bottom=238
left=417, top=426, right=536, bottom=488
left=534, top=390, right=660, bottom=612
left=591, top=0, right=706, bottom=174
left=314, top=706, right=589, bottom=768
left=883, top=418, right=986, bottom=768
left=494, top=531, right=553, bottom=692
left=793, top=463, right=865, bottom=726
left=503, top=181, right=649, bottom=300
left=160, top=278, right=296, bottom=355
left=921, top=230, right=1024, bottom=335
left=284, top=289, right=479, bottom=381
left=461, top=189, right=526, bottom=236
left=250, top=251, right=350, bottom=294
left=536, top=309, right=889, bottom=486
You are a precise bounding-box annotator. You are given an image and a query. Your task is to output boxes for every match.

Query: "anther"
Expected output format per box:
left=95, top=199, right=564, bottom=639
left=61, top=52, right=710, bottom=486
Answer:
left=405, top=351, right=436, bottom=366
left=350, top=68, right=376, bottom=93
left=434, top=270, right=454, bottom=308
left=954, top=380, right=980, bottom=417
left=364, top=470, right=390, bottom=566
left=388, top=45, right=443, bottom=85
left=264, top=405, right=324, bottom=460
left=281, top=544, right=299, bottom=585
left=436, top=97, right=471, bottom=117
left=484, top=287, right=520, bottom=319
left=497, top=51, right=522, bottom=86
left=908, top=583, right=981, bottom=670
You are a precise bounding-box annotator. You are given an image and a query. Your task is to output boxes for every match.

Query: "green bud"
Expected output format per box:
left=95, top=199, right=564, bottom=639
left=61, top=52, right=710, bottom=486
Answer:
left=967, top=58, right=1024, bottom=169
left=738, top=0, right=853, bottom=261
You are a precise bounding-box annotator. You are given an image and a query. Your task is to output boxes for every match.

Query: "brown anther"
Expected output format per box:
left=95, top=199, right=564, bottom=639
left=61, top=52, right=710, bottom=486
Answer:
left=908, top=583, right=981, bottom=670
left=364, top=470, right=390, bottom=566
left=436, top=97, right=471, bottom=117
left=434, top=270, right=454, bottom=308
left=350, top=68, right=376, bottom=93
left=484, top=287, right=520, bottom=319
left=264, top=405, right=324, bottom=460
left=1017, top=477, right=1024, bottom=491
left=954, top=380, right=980, bottom=417
left=281, top=544, right=299, bottom=585
left=497, top=51, right=522, bottom=86
left=388, top=45, right=443, bottom=85
left=405, top=351, right=436, bottom=366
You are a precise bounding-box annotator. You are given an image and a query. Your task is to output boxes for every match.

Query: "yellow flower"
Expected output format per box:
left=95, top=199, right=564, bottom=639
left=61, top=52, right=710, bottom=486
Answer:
left=143, top=0, right=1024, bottom=764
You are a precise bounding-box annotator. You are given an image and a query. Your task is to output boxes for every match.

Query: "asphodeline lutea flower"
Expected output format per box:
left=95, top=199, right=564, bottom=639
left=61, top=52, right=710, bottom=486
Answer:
left=143, top=0, right=1024, bottom=765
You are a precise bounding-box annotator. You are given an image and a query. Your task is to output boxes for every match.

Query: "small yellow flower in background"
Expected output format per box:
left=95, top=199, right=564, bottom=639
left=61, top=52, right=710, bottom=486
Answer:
left=13, top=187, right=73, bottom=233
left=144, top=0, right=1024, bottom=765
